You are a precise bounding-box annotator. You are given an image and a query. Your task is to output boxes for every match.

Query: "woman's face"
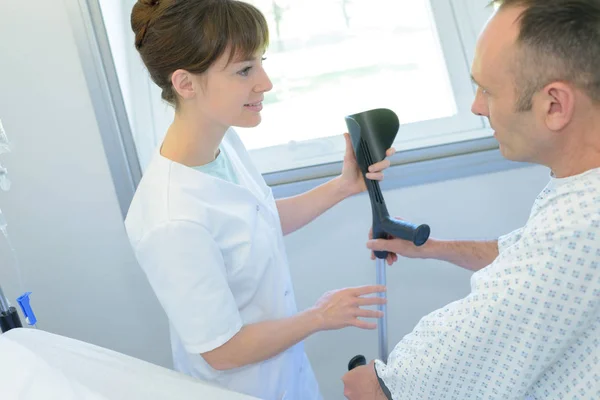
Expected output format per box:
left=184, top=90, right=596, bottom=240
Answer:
left=192, top=49, right=273, bottom=130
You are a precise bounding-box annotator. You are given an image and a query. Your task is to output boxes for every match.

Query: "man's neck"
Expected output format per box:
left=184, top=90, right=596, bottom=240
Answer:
left=551, top=151, right=600, bottom=178
left=549, top=117, right=600, bottom=178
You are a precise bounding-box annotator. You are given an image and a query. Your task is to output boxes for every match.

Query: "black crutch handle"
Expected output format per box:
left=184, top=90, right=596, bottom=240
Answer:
left=348, top=354, right=367, bottom=370
left=345, top=109, right=430, bottom=259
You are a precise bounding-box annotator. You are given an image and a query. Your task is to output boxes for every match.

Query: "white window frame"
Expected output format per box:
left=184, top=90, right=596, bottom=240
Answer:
left=246, top=0, right=495, bottom=177
left=142, top=0, right=494, bottom=173
left=66, top=0, right=514, bottom=217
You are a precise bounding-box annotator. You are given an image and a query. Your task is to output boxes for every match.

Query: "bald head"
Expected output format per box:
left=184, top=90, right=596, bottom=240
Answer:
left=470, top=0, right=600, bottom=175
left=471, top=6, right=522, bottom=99
left=485, top=0, right=600, bottom=111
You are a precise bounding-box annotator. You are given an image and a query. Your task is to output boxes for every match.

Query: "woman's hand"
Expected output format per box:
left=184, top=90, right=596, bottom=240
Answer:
left=312, top=285, right=386, bottom=331
left=338, top=132, right=395, bottom=197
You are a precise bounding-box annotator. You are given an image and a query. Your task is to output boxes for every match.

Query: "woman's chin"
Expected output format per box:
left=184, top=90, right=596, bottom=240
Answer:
left=234, top=115, right=262, bottom=129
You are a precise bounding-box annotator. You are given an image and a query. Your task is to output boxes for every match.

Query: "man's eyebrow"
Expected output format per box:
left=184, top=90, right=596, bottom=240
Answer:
left=471, top=74, right=485, bottom=89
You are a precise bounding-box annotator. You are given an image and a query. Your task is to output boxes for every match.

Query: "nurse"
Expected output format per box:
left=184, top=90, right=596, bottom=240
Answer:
left=125, top=1, right=394, bottom=399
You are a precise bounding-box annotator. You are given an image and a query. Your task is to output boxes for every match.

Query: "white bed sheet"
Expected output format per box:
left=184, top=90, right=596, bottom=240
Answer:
left=0, top=328, right=260, bottom=400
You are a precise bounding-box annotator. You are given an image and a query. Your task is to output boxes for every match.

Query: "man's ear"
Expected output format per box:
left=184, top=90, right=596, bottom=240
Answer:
left=539, top=81, right=575, bottom=131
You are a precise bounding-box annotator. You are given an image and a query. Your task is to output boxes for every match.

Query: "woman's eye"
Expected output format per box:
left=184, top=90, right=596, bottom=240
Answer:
left=238, top=66, right=252, bottom=77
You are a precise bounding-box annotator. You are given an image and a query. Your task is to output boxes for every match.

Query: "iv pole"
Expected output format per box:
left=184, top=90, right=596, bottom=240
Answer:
left=0, top=121, right=22, bottom=333
left=0, top=283, right=22, bottom=333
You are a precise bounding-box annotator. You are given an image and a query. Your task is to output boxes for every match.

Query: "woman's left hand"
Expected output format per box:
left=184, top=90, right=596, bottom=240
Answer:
left=339, top=132, right=396, bottom=197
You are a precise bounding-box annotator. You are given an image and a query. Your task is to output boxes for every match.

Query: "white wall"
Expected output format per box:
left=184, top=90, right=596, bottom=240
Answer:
left=0, top=0, right=171, bottom=368
left=0, top=2, right=551, bottom=400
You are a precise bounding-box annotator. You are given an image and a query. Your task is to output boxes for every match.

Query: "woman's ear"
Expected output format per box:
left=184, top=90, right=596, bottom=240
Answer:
left=171, top=69, right=196, bottom=101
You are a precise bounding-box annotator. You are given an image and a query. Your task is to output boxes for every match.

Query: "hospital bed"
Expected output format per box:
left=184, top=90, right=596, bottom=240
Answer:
left=0, top=328, right=260, bottom=400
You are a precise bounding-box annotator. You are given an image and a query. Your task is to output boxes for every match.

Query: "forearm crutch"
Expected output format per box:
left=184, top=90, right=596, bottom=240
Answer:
left=345, top=108, right=430, bottom=369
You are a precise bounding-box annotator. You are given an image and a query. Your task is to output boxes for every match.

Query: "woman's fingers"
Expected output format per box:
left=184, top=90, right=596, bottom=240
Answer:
left=354, top=309, right=384, bottom=319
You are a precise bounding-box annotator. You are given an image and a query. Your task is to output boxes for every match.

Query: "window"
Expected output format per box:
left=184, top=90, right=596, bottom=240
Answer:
left=99, top=0, right=494, bottom=176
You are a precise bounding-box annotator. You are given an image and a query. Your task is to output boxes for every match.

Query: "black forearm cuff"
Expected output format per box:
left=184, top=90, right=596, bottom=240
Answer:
left=374, top=363, right=393, bottom=400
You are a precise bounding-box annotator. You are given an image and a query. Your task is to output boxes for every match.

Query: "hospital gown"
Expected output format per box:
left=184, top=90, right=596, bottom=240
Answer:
left=375, top=168, right=600, bottom=400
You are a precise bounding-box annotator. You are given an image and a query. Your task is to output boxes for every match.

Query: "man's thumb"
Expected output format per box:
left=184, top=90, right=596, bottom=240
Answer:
left=366, top=239, right=388, bottom=251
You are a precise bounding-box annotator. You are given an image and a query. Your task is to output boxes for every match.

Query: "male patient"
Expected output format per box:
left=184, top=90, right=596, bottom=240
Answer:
left=343, top=0, right=600, bottom=399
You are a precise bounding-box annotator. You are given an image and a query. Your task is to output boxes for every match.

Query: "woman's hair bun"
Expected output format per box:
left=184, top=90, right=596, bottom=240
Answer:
left=132, top=0, right=162, bottom=50
left=139, top=0, right=159, bottom=6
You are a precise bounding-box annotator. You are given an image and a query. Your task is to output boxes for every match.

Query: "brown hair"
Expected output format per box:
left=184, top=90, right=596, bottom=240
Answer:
left=131, top=0, right=269, bottom=107
left=491, top=0, right=600, bottom=111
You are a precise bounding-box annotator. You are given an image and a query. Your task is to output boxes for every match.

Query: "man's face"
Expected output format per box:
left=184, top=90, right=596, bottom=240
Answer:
left=470, top=7, right=549, bottom=164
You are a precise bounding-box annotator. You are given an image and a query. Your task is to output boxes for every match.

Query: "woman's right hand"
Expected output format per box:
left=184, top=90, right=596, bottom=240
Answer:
left=312, top=285, right=386, bottom=331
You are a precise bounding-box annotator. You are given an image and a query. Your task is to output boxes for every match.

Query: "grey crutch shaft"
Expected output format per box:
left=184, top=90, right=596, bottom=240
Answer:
left=376, top=258, right=388, bottom=362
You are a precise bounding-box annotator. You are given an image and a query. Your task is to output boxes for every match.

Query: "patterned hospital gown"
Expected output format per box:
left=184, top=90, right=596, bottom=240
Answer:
left=375, top=168, right=600, bottom=399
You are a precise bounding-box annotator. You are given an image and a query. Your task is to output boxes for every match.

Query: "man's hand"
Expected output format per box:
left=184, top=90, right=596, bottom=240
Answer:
left=367, top=222, right=433, bottom=265
left=342, top=361, right=387, bottom=400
